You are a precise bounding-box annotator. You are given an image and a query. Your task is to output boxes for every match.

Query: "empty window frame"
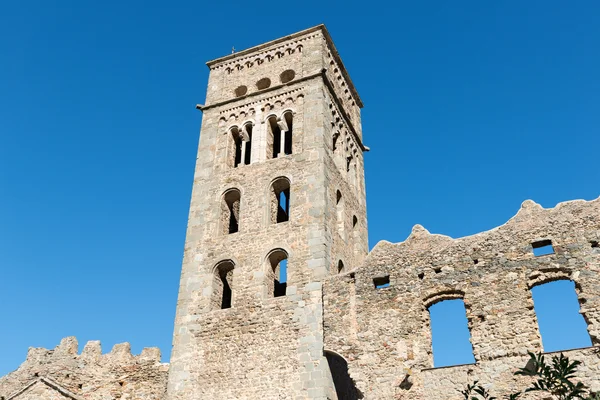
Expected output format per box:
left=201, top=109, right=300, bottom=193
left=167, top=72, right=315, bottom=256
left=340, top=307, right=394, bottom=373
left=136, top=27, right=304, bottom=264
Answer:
left=427, top=296, right=475, bottom=367
left=229, top=125, right=252, bottom=167
left=282, top=112, right=293, bottom=155
left=373, top=275, right=390, bottom=289
left=242, top=123, right=253, bottom=165
left=266, top=249, right=288, bottom=298
left=532, top=239, right=554, bottom=256
left=530, top=279, right=592, bottom=352
left=336, top=190, right=345, bottom=240
left=266, top=113, right=293, bottom=159
left=270, top=177, right=290, bottom=224
left=332, top=131, right=345, bottom=172
left=221, top=189, right=241, bottom=234
left=230, top=127, right=243, bottom=168
left=212, top=260, right=235, bottom=310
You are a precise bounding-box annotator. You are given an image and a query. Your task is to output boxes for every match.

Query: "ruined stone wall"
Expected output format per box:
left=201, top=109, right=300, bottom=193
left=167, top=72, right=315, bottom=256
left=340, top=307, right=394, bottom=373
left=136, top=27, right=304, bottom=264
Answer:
left=323, top=198, right=600, bottom=399
left=0, top=337, right=168, bottom=400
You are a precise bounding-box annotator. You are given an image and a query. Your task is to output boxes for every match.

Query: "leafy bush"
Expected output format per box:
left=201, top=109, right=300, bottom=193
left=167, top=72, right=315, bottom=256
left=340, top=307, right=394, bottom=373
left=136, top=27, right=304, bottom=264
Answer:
left=461, top=352, right=599, bottom=400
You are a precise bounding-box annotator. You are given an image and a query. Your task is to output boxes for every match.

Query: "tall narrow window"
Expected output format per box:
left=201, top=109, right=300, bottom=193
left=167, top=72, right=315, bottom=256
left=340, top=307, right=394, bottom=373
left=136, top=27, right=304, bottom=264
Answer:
left=531, top=280, right=591, bottom=352
left=242, top=123, right=253, bottom=165
left=266, top=249, right=288, bottom=298
left=336, top=190, right=345, bottom=240
left=332, top=132, right=344, bottom=171
left=428, top=296, right=475, bottom=367
left=337, top=260, right=345, bottom=274
left=212, top=260, right=235, bottom=310
left=267, top=116, right=282, bottom=159
left=230, top=127, right=242, bottom=168
left=282, top=112, right=293, bottom=155
left=270, top=177, right=290, bottom=224
left=221, top=189, right=241, bottom=234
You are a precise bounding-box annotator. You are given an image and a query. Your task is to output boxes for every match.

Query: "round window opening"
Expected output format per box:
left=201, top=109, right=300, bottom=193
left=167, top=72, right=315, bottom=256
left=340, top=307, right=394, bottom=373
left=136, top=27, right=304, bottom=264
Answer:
left=234, top=86, right=248, bottom=97
left=256, top=78, right=271, bottom=90
left=280, top=69, right=295, bottom=84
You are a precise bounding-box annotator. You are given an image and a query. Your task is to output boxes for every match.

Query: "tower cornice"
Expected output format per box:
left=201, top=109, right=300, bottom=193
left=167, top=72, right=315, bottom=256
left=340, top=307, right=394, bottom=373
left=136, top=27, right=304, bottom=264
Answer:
left=205, top=24, right=363, bottom=109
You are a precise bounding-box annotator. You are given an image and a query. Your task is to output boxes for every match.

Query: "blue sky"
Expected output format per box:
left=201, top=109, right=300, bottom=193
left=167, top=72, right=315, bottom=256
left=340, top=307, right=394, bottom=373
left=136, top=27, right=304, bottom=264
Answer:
left=1, top=1, right=599, bottom=375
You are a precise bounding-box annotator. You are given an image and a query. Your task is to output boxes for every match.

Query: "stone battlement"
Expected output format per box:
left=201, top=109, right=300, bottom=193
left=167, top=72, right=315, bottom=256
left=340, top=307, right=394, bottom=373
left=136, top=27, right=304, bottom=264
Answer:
left=0, top=337, right=167, bottom=400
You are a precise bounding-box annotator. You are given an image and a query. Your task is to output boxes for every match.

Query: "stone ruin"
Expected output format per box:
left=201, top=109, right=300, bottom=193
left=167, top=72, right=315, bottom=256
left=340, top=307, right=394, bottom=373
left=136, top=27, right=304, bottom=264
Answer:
left=1, top=25, right=598, bottom=400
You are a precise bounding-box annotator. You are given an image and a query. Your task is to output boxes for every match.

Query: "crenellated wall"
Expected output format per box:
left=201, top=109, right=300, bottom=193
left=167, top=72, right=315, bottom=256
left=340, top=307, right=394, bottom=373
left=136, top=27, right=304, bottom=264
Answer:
left=323, top=197, right=600, bottom=399
left=0, top=337, right=168, bottom=400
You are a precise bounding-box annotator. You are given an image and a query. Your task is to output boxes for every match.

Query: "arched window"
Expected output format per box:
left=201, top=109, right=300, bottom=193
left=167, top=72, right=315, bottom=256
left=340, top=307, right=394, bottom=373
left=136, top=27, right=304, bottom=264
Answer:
left=212, top=260, right=235, bottom=310
left=229, top=125, right=252, bottom=168
left=337, top=260, right=345, bottom=274
left=266, top=113, right=293, bottom=159
left=270, top=177, right=290, bottom=224
left=266, top=116, right=281, bottom=159
left=530, top=279, right=592, bottom=351
left=266, top=249, right=288, bottom=298
left=242, top=123, right=253, bottom=165
left=229, top=127, right=242, bottom=168
left=336, top=190, right=345, bottom=240
left=425, top=292, right=475, bottom=367
left=221, top=189, right=241, bottom=235
left=282, top=111, right=293, bottom=156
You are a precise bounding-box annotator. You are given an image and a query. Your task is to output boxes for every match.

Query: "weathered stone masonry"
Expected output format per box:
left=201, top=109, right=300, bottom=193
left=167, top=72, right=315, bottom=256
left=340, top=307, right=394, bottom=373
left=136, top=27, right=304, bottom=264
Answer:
left=1, top=25, right=598, bottom=400
left=0, top=337, right=167, bottom=400
left=324, top=198, right=600, bottom=399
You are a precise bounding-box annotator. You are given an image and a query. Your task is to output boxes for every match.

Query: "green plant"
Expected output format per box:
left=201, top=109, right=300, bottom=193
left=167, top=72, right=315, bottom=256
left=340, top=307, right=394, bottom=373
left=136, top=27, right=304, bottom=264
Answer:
left=461, top=352, right=598, bottom=400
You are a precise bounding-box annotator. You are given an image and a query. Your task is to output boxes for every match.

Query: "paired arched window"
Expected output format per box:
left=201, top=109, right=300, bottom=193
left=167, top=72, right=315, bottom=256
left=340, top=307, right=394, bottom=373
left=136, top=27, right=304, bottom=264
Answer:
left=266, top=249, right=288, bottom=297
left=212, top=260, right=235, bottom=310
left=267, top=112, right=293, bottom=159
left=221, top=189, right=241, bottom=235
left=270, top=177, right=290, bottom=224
left=229, top=124, right=252, bottom=168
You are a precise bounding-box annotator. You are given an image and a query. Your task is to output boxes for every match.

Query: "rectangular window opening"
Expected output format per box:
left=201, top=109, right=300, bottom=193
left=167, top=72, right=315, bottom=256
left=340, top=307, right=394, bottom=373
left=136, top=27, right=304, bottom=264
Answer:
left=373, top=276, right=390, bottom=289
left=531, top=280, right=592, bottom=352
left=429, top=299, right=475, bottom=368
left=532, top=239, right=554, bottom=256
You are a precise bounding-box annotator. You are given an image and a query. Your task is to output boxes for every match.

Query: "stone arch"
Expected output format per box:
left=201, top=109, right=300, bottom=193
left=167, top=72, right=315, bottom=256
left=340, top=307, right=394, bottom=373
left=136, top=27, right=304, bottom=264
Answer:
left=268, top=176, right=291, bottom=224
left=336, top=189, right=345, bottom=240
left=423, top=290, right=475, bottom=367
left=264, top=248, right=289, bottom=298
left=527, top=273, right=596, bottom=347
left=227, top=126, right=243, bottom=168
left=220, top=188, right=241, bottom=235
left=324, top=350, right=363, bottom=399
left=211, top=260, right=235, bottom=310
left=279, top=110, right=294, bottom=155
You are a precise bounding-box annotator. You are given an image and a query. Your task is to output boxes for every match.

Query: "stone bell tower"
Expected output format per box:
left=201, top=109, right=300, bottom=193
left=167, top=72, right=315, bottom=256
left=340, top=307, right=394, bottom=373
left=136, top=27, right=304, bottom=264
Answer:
left=166, top=25, right=368, bottom=400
